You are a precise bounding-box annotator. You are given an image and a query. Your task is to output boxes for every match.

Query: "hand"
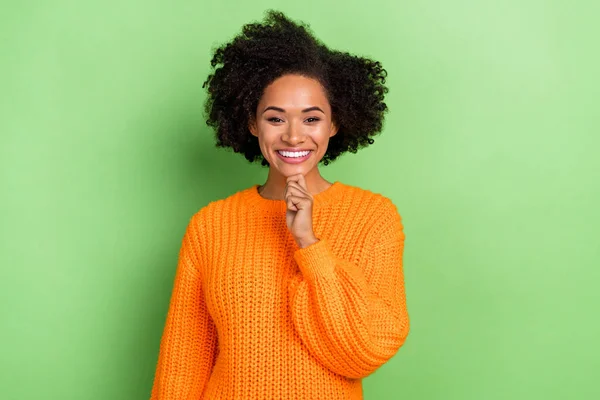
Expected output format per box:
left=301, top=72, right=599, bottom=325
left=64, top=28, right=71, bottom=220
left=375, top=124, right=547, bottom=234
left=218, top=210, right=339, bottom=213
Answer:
left=284, top=174, right=319, bottom=248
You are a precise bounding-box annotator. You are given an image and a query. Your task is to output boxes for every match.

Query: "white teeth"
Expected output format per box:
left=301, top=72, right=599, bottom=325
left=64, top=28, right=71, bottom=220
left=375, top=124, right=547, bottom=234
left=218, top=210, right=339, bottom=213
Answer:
left=277, top=150, right=311, bottom=158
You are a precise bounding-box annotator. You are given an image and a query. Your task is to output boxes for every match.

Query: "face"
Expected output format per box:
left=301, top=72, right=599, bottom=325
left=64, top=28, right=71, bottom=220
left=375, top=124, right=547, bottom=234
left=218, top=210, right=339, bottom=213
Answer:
left=248, top=74, right=338, bottom=178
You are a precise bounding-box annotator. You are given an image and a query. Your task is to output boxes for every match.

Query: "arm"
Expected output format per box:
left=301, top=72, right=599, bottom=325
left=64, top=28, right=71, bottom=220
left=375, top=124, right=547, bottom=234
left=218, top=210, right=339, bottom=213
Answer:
left=287, top=201, right=409, bottom=379
left=150, top=213, right=218, bottom=399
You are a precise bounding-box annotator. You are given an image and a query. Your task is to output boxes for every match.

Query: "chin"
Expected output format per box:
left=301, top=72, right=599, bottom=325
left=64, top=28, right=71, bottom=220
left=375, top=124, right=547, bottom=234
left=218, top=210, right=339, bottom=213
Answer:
left=274, top=162, right=309, bottom=174
left=280, top=165, right=309, bottom=174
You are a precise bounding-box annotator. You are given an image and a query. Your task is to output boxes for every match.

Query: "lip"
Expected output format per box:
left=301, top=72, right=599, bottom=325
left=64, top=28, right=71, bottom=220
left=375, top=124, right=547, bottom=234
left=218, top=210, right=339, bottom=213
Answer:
left=277, top=148, right=314, bottom=152
left=275, top=149, right=313, bottom=164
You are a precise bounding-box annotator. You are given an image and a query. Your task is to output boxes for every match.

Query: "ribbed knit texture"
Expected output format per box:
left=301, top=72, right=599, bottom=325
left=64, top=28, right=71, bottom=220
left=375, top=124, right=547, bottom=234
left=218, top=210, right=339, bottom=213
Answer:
left=149, top=181, right=409, bottom=399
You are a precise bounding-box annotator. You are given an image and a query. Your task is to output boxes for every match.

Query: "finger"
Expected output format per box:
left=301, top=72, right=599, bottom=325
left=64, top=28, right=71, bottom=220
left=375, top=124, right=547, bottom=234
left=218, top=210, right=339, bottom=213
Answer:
left=286, top=174, right=306, bottom=190
left=286, top=195, right=299, bottom=211
left=285, top=181, right=309, bottom=197
left=285, top=187, right=307, bottom=205
left=286, top=195, right=306, bottom=211
left=288, top=174, right=308, bottom=192
left=296, top=174, right=308, bottom=191
left=285, top=179, right=309, bottom=195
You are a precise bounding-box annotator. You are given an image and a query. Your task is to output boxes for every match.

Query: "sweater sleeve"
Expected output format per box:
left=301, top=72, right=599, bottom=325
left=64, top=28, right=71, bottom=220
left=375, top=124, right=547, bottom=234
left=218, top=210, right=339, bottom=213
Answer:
left=287, top=202, right=409, bottom=379
left=150, top=213, right=218, bottom=399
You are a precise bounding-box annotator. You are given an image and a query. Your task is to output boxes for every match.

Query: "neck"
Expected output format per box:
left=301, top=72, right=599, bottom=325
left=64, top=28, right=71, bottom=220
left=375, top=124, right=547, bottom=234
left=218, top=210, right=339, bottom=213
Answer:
left=258, top=168, right=332, bottom=200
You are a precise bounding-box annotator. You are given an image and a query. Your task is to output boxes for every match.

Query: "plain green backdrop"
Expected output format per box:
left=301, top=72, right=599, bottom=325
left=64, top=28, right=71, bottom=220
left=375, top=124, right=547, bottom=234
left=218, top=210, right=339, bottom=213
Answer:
left=1, top=1, right=598, bottom=399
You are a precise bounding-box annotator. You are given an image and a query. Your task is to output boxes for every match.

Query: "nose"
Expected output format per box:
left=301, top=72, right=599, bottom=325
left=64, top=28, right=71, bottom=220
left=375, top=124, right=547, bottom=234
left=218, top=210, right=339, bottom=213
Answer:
left=282, top=120, right=305, bottom=144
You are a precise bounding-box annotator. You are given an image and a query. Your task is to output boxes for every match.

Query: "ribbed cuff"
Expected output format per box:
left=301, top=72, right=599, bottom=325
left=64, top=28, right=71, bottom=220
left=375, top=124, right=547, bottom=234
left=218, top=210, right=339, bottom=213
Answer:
left=293, top=238, right=336, bottom=281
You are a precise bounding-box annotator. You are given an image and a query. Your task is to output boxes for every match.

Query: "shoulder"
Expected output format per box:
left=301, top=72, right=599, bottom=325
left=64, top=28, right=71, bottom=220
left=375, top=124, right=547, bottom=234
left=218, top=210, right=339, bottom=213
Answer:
left=340, top=182, right=401, bottom=217
left=189, top=185, right=251, bottom=226
left=338, top=182, right=404, bottom=238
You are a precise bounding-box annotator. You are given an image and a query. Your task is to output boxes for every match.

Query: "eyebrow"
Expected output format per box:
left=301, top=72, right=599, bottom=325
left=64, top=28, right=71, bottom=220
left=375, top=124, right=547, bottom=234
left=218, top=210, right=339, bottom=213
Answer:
left=262, top=106, right=325, bottom=115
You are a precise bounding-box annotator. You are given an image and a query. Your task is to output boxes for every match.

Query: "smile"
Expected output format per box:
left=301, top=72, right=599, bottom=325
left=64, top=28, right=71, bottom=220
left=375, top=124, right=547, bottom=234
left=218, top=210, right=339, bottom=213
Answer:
left=276, top=150, right=313, bottom=163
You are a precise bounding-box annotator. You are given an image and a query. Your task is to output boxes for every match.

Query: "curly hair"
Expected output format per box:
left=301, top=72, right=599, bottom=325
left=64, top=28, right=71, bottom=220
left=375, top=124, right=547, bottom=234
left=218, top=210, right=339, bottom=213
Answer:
left=202, top=9, right=389, bottom=167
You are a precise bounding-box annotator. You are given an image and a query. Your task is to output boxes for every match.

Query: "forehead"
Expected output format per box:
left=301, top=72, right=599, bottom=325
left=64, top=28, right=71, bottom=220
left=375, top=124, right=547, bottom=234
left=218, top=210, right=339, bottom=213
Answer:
left=260, top=74, right=329, bottom=108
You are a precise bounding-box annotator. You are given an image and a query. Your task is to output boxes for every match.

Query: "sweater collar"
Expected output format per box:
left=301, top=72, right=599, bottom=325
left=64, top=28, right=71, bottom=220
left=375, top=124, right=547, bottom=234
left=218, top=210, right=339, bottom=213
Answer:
left=243, top=181, right=345, bottom=212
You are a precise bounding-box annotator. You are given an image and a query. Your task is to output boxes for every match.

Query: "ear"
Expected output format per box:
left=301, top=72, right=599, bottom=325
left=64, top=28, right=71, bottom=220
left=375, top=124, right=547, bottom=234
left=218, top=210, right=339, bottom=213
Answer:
left=248, top=117, right=258, bottom=137
left=329, top=120, right=339, bottom=138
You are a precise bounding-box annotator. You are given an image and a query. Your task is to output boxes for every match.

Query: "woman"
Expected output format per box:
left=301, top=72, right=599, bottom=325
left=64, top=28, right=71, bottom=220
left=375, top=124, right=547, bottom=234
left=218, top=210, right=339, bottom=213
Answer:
left=150, top=10, right=409, bottom=400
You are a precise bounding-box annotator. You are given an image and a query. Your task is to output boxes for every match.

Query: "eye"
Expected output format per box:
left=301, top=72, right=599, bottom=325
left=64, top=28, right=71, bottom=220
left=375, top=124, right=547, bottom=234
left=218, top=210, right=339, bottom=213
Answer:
left=267, top=117, right=320, bottom=123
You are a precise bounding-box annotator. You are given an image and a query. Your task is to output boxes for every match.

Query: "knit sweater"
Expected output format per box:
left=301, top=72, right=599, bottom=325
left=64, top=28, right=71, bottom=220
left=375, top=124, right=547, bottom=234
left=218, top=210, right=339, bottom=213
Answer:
left=149, top=181, right=409, bottom=400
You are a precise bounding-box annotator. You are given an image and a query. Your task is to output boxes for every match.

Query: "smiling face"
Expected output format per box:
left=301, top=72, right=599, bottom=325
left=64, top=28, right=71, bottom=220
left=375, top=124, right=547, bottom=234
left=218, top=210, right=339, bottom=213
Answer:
left=248, top=74, right=338, bottom=179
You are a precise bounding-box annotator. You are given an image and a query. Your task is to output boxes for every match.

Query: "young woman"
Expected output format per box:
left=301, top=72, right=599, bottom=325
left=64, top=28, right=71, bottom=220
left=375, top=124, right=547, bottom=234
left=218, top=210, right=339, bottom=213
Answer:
left=150, top=10, right=409, bottom=400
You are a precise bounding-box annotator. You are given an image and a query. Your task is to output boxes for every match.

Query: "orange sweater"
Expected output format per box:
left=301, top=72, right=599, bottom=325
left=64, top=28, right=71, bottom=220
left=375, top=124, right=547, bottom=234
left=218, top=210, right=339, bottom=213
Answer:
left=149, top=181, right=409, bottom=399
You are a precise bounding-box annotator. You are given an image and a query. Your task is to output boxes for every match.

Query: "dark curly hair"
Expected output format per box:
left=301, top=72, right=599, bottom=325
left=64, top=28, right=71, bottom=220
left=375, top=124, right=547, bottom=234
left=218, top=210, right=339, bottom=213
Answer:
left=202, top=9, right=389, bottom=167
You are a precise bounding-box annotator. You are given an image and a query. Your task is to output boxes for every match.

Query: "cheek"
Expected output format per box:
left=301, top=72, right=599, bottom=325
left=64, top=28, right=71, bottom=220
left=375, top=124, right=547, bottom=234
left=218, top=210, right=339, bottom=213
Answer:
left=254, top=124, right=274, bottom=140
left=259, top=131, right=280, bottom=148
left=313, top=129, right=332, bottom=146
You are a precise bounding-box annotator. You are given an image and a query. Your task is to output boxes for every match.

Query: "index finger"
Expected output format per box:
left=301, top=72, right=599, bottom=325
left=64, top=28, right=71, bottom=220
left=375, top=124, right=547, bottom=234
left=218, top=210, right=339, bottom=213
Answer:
left=286, top=174, right=307, bottom=190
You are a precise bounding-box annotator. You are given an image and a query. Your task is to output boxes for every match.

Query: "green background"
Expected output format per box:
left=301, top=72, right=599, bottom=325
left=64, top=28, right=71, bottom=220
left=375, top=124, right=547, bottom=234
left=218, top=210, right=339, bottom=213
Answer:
left=1, top=1, right=598, bottom=399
